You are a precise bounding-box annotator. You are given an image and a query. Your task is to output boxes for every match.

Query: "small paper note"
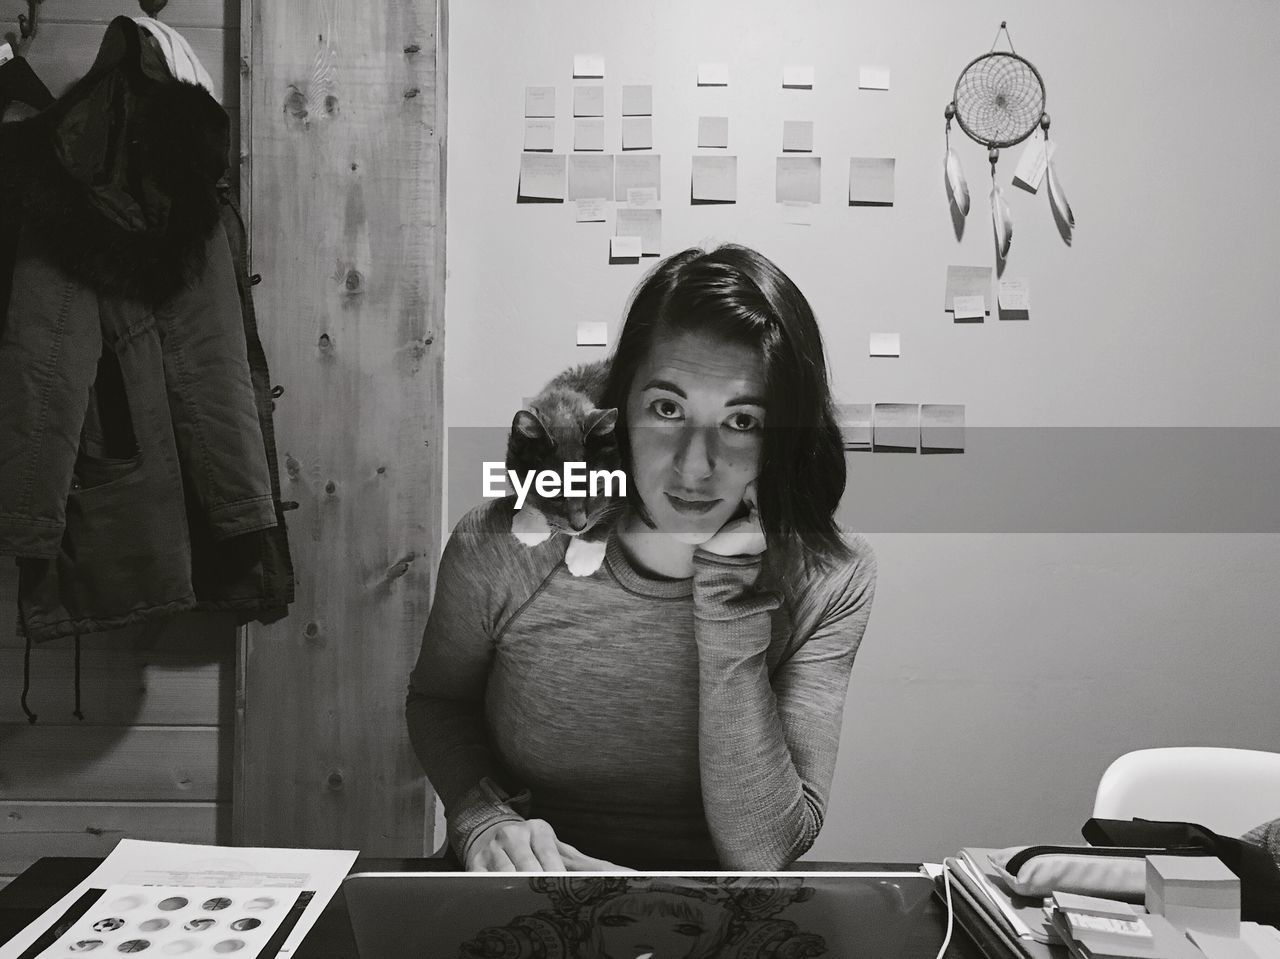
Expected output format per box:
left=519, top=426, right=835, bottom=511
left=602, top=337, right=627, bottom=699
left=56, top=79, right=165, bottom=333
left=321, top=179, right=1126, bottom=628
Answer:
left=616, top=154, right=661, bottom=201
left=837, top=403, right=872, bottom=449
left=776, top=156, right=821, bottom=204
left=691, top=156, right=737, bottom=202
left=920, top=404, right=965, bottom=452
left=849, top=157, right=895, bottom=205
left=870, top=332, right=900, bottom=357
left=781, top=201, right=813, bottom=225
left=617, top=207, right=661, bottom=255
left=1012, top=138, right=1057, bottom=192
left=577, top=321, right=608, bottom=346
left=518, top=153, right=566, bottom=200
left=573, top=53, right=605, bottom=78
left=944, top=265, right=993, bottom=315
left=698, top=116, right=729, bottom=148
left=622, top=116, right=653, bottom=150
left=626, top=187, right=659, bottom=207
left=523, top=119, right=555, bottom=152
left=622, top=84, right=653, bottom=116
left=998, top=277, right=1031, bottom=317
left=568, top=154, right=614, bottom=200
left=573, top=85, right=604, bottom=117
left=524, top=86, right=555, bottom=118
left=698, top=62, right=729, bottom=86
left=611, top=235, right=643, bottom=259
left=859, top=65, right=890, bottom=90
left=873, top=403, right=919, bottom=451
left=575, top=197, right=607, bottom=222
left=952, top=295, right=985, bottom=320
left=783, top=120, right=814, bottom=152
left=783, top=64, right=815, bottom=88
left=573, top=118, right=605, bottom=151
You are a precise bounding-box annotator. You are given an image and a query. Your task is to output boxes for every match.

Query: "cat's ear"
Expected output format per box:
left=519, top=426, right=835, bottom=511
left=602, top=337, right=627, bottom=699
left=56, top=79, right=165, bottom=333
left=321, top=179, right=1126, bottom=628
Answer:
left=513, top=409, right=548, bottom=440
left=586, top=407, right=618, bottom=438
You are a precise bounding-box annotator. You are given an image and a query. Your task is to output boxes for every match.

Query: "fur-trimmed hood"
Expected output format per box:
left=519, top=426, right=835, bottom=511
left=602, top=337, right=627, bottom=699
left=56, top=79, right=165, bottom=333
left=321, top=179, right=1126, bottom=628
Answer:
left=0, top=16, right=229, bottom=305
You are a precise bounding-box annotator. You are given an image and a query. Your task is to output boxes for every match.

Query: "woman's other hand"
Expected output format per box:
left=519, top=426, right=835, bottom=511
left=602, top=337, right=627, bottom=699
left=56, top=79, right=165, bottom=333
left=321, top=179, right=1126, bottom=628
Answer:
left=465, top=819, right=633, bottom=872
left=699, top=480, right=765, bottom=558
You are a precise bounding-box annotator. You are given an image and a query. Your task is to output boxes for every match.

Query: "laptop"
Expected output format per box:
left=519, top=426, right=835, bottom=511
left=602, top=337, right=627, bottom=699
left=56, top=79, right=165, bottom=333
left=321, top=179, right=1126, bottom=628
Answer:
left=343, top=870, right=938, bottom=958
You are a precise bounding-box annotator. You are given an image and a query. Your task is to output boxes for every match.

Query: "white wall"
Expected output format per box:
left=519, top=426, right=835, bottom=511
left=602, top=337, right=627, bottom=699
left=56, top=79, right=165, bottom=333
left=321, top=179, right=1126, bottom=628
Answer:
left=443, top=0, right=1280, bottom=861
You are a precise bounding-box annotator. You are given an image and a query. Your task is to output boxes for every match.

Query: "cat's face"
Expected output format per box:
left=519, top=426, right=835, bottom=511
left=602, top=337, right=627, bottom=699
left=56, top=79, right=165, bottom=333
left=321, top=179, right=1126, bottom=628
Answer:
left=505, top=396, right=623, bottom=536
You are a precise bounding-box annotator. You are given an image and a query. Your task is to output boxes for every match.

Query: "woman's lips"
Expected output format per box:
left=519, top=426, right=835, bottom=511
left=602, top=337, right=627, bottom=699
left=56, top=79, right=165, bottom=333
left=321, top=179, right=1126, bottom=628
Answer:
left=665, top=492, right=721, bottom=515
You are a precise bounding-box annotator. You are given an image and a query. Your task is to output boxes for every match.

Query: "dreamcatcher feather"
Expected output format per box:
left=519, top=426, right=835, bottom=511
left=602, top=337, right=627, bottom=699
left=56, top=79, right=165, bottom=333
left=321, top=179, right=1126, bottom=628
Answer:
left=944, top=22, right=1075, bottom=260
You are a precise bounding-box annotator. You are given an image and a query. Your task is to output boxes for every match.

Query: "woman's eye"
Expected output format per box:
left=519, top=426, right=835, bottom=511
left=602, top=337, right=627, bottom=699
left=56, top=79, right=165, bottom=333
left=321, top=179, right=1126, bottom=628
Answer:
left=599, top=915, right=635, bottom=927
left=674, top=923, right=705, bottom=936
left=725, top=412, right=761, bottom=432
left=649, top=399, right=682, bottom=419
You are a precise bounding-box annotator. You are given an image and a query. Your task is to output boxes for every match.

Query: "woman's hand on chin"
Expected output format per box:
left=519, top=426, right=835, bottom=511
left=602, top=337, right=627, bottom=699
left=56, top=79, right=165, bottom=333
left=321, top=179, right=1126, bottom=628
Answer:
left=699, top=481, right=765, bottom=558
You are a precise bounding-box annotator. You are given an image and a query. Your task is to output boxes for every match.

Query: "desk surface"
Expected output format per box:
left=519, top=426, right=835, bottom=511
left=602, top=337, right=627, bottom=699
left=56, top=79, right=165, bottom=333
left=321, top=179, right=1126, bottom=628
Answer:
left=0, top=858, right=984, bottom=958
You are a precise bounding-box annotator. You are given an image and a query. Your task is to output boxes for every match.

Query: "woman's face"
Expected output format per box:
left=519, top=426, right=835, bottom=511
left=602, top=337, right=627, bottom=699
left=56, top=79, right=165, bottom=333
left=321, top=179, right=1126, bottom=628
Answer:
left=625, top=330, right=766, bottom=544
left=593, top=893, right=727, bottom=959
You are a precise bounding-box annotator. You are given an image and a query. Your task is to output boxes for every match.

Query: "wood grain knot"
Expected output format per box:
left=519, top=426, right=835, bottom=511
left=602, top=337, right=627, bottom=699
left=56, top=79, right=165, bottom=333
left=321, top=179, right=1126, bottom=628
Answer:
left=403, top=87, right=421, bottom=100
left=283, top=85, right=308, bottom=121
left=342, top=269, right=364, bottom=295
left=324, top=480, right=337, bottom=496
left=318, top=333, right=334, bottom=355
left=404, top=43, right=421, bottom=55
left=304, top=622, right=319, bottom=638
left=284, top=454, right=301, bottom=480
left=327, top=770, right=345, bottom=790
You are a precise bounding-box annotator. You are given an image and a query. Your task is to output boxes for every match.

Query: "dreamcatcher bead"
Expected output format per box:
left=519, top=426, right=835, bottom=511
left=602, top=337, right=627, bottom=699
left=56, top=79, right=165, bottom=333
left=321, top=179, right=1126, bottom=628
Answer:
left=1041, top=111, right=1051, bottom=131
left=988, top=146, right=1000, bottom=165
left=945, top=103, right=956, bottom=121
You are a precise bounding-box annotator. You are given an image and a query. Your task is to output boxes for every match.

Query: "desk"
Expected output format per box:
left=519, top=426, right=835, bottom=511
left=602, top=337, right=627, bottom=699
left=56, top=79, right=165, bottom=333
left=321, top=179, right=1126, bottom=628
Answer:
left=0, top=858, right=983, bottom=958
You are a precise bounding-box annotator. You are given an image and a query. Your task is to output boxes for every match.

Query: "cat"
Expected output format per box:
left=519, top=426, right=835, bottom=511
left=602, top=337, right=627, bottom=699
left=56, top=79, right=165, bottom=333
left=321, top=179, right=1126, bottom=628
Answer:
left=506, top=358, right=626, bottom=576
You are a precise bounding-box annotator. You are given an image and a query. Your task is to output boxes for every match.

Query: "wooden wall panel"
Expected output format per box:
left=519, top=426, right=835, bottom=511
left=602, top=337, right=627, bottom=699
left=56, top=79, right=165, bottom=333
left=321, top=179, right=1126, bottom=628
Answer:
left=237, top=0, right=445, bottom=854
left=0, top=802, right=224, bottom=875
left=37, top=0, right=230, bottom=28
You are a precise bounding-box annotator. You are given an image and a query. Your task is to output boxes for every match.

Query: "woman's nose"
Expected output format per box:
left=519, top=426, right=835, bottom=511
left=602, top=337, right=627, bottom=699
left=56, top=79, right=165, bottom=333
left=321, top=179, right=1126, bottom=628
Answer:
left=672, top=425, right=715, bottom=480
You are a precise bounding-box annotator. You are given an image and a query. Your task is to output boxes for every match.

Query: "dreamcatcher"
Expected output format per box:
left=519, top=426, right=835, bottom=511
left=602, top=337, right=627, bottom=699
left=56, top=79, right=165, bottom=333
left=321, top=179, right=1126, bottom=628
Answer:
left=944, top=22, right=1074, bottom=260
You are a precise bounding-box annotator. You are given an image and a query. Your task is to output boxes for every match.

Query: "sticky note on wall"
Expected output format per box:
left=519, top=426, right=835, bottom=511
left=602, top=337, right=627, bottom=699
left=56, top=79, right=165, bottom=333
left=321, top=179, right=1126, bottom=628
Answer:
left=622, top=85, right=653, bottom=116
left=577, top=322, right=608, bottom=346
left=616, top=154, right=661, bottom=201
left=869, top=332, right=900, bottom=357
left=921, top=404, right=965, bottom=452
left=783, top=120, right=814, bottom=152
left=524, top=86, right=555, bottom=117
left=776, top=156, right=821, bottom=204
left=849, top=157, right=895, bottom=205
left=617, top=207, right=661, bottom=255
left=944, top=265, right=993, bottom=316
left=573, top=54, right=605, bottom=78
left=698, top=116, right=729, bottom=148
left=692, top=156, right=737, bottom=202
left=782, top=64, right=814, bottom=88
left=573, top=85, right=604, bottom=117
left=837, top=403, right=872, bottom=450
left=873, top=403, right=919, bottom=452
left=697, top=62, right=729, bottom=86
left=568, top=154, right=614, bottom=200
left=518, top=153, right=566, bottom=201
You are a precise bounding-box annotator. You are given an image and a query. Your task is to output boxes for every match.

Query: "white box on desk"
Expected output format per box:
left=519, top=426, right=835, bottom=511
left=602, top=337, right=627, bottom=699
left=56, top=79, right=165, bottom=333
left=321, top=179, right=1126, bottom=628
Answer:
left=1146, top=855, right=1240, bottom=937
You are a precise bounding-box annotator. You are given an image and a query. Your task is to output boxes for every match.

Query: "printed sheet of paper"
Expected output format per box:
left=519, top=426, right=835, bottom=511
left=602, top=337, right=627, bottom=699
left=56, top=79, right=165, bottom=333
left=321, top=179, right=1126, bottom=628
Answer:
left=870, top=332, right=901, bottom=357
left=859, top=65, right=890, bottom=90
left=573, top=118, right=605, bottom=151
left=616, top=207, right=661, bottom=255
left=776, top=156, right=821, bottom=204
left=626, top=187, right=659, bottom=207
left=575, top=197, right=607, bottom=222
left=615, top=154, right=661, bottom=201
left=0, top=840, right=358, bottom=959
left=622, top=116, right=653, bottom=150
left=519, top=153, right=566, bottom=200
left=692, top=156, right=737, bottom=202
left=573, top=53, right=604, bottom=78
left=524, top=85, right=555, bottom=118
left=998, top=277, right=1031, bottom=317
left=944, top=265, right=993, bottom=314
left=568, top=154, right=614, bottom=200
left=837, top=403, right=873, bottom=450
left=572, top=84, right=604, bottom=117
left=783, top=64, right=815, bottom=88
left=783, top=119, right=814, bottom=152
left=849, top=157, right=895, bottom=205
left=697, top=62, right=729, bottom=86
left=610, top=235, right=642, bottom=259
left=698, top=115, right=729, bottom=148
left=523, top=118, right=555, bottom=152
left=1012, top=138, right=1056, bottom=192
left=621, top=84, right=652, bottom=116
left=873, top=403, right=919, bottom=451
left=921, top=404, right=966, bottom=452
left=577, top=321, right=608, bottom=346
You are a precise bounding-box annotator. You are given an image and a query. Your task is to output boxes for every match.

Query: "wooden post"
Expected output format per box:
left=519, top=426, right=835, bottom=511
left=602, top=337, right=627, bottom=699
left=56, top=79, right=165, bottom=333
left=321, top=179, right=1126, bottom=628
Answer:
left=234, top=0, right=445, bottom=855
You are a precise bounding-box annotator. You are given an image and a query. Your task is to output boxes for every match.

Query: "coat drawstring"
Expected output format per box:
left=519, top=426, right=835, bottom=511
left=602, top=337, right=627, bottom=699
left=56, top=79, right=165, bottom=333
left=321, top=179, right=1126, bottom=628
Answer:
left=17, top=596, right=37, bottom=724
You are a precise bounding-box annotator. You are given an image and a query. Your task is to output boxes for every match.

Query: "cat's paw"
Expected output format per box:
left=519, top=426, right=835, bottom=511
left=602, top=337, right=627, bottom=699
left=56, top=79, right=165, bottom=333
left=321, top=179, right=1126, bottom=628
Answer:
left=511, top=506, right=552, bottom=546
left=565, top=536, right=607, bottom=576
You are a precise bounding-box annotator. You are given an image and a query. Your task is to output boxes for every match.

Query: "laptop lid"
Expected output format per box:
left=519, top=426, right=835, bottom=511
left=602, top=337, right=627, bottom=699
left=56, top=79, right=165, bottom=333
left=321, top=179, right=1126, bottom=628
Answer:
left=343, top=871, right=936, bottom=958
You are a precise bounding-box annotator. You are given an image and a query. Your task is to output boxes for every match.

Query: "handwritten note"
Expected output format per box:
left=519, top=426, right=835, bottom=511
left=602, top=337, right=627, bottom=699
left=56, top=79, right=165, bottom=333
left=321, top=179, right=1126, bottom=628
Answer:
left=944, top=265, right=993, bottom=315
left=952, top=295, right=986, bottom=321
left=573, top=53, right=605, bottom=78
left=577, top=321, right=608, bottom=345
left=622, top=116, right=653, bottom=150
left=524, top=86, right=555, bottom=118
left=568, top=154, right=614, bottom=200
left=998, top=277, right=1031, bottom=318
left=610, top=235, right=643, bottom=259
left=870, top=332, right=901, bottom=357
left=783, top=64, right=815, bottom=88
left=849, top=157, right=895, bottom=205
left=524, top=119, right=555, bottom=152
left=698, top=62, right=729, bottom=86
left=574, top=198, right=607, bottom=222
left=837, top=403, right=872, bottom=449
left=615, top=154, right=661, bottom=201
left=776, top=156, right=821, bottom=204
left=698, top=116, right=729, bottom=148
left=573, top=118, right=605, bottom=151
left=617, top=207, right=661, bottom=255
left=859, top=65, right=890, bottom=90
left=573, top=84, right=604, bottom=117
left=692, top=156, right=737, bottom=202
left=921, top=404, right=965, bottom=452
left=518, top=153, right=566, bottom=200
left=622, top=84, right=653, bottom=116
left=626, top=187, right=659, bottom=207
left=783, top=120, right=814, bottom=152
left=873, top=403, right=919, bottom=451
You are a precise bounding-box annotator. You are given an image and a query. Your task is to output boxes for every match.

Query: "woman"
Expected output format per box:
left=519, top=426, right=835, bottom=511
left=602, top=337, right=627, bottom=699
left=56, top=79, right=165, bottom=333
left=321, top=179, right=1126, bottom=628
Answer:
left=406, top=244, right=877, bottom=871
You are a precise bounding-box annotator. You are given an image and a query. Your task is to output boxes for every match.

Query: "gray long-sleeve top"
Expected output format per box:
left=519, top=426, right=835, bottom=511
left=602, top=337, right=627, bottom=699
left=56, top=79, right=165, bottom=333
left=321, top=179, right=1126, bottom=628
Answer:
left=405, top=497, right=877, bottom=870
